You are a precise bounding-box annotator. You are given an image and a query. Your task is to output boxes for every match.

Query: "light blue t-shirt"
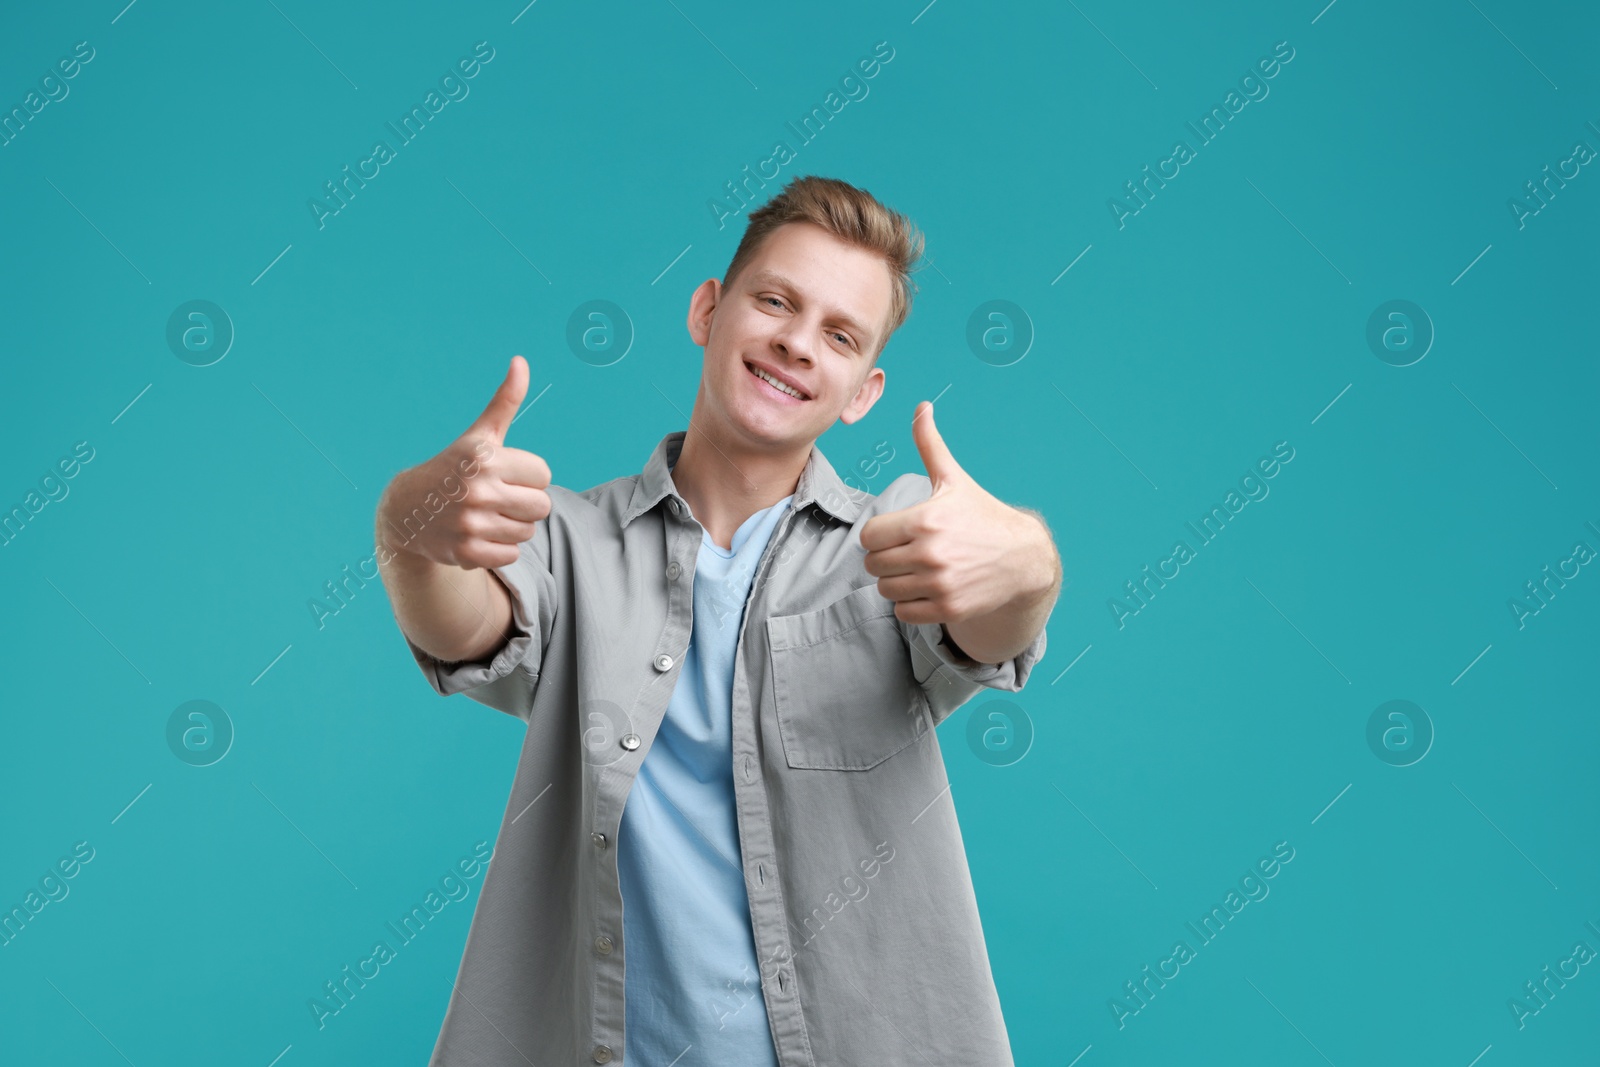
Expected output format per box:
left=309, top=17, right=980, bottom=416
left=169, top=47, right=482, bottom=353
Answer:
left=618, top=491, right=795, bottom=1066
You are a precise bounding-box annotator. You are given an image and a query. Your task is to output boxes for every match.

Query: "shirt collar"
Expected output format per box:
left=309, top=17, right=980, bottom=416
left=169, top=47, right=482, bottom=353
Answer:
left=621, top=430, right=866, bottom=529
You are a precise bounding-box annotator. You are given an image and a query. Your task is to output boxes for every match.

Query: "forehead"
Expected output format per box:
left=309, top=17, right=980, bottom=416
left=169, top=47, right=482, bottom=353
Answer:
left=742, top=222, right=892, bottom=347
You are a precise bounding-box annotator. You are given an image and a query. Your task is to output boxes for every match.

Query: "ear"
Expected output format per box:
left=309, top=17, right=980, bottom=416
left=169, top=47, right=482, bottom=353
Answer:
left=685, top=278, right=721, bottom=347
left=839, top=365, right=885, bottom=426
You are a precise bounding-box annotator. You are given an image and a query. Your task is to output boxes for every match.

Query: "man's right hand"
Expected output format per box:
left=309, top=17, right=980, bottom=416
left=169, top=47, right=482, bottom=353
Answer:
left=378, top=355, right=553, bottom=571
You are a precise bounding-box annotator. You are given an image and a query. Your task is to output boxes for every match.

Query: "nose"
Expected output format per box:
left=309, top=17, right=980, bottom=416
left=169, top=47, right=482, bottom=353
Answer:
left=771, top=317, right=817, bottom=367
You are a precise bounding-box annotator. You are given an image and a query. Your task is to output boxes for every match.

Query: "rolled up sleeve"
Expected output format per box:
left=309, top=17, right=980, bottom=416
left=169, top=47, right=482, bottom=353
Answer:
left=405, top=523, right=558, bottom=721
left=900, top=619, right=1047, bottom=728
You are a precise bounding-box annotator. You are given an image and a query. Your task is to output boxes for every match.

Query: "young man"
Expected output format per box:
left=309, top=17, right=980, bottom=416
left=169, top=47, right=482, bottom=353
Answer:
left=377, top=175, right=1061, bottom=1066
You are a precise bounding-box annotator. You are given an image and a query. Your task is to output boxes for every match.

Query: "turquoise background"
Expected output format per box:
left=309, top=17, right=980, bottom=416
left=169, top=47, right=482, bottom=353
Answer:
left=2, top=0, right=1597, bottom=1063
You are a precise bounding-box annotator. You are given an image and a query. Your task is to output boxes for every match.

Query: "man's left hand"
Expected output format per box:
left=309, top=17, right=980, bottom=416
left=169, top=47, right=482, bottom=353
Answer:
left=860, top=401, right=1060, bottom=636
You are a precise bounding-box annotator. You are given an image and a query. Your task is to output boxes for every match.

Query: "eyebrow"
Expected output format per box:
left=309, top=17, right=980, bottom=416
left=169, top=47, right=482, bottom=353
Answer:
left=746, top=269, right=878, bottom=351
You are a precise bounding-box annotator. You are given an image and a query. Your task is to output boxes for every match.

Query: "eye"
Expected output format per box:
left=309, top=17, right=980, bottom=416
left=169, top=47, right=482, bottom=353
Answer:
left=760, top=294, right=854, bottom=349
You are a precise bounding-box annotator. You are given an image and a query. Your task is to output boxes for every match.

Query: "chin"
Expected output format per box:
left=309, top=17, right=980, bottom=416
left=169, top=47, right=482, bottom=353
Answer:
left=726, top=402, right=815, bottom=447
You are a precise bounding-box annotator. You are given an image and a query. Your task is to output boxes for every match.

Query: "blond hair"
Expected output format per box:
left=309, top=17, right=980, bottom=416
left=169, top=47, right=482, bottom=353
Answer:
left=722, top=175, right=924, bottom=359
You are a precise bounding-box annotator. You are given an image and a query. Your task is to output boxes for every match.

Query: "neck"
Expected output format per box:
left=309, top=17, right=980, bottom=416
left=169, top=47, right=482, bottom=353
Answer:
left=672, top=416, right=808, bottom=550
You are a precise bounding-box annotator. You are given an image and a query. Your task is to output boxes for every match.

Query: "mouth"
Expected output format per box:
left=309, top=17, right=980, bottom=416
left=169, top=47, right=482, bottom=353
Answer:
left=744, top=361, right=810, bottom=403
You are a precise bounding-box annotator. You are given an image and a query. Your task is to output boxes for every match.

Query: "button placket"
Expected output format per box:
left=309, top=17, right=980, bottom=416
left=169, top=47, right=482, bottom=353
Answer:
left=729, top=503, right=802, bottom=1050
left=591, top=768, right=624, bottom=1066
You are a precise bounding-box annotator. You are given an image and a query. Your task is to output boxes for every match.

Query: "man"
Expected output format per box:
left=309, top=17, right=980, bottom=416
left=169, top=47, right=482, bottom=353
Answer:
left=376, top=175, right=1062, bottom=1065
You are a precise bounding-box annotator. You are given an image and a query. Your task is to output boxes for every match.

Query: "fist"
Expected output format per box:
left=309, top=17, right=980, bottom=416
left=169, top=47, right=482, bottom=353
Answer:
left=379, top=355, right=552, bottom=571
left=861, top=401, right=1051, bottom=626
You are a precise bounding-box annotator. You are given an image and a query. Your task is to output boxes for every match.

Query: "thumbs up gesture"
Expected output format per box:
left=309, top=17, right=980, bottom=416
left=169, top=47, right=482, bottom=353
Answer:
left=378, top=355, right=553, bottom=571
left=860, top=402, right=1059, bottom=637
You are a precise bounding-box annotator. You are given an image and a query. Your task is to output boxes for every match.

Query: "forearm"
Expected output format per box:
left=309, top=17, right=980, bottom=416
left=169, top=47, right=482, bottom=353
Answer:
left=375, top=493, right=513, bottom=664
left=943, top=507, right=1061, bottom=665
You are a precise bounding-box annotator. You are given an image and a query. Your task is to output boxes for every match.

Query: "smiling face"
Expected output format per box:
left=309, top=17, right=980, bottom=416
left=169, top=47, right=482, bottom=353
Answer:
left=686, top=221, right=893, bottom=454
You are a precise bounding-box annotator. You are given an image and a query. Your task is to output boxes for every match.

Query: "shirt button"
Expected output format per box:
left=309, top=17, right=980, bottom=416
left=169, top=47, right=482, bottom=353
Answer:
left=592, top=831, right=608, bottom=849
left=595, top=935, right=614, bottom=955
left=592, top=1045, right=614, bottom=1064
left=620, top=733, right=641, bottom=751
left=654, top=653, right=674, bottom=672
left=666, top=560, right=682, bottom=581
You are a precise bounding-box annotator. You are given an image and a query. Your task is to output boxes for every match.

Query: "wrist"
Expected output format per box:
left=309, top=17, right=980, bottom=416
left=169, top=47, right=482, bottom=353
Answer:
left=375, top=471, right=425, bottom=564
left=1011, top=507, right=1061, bottom=600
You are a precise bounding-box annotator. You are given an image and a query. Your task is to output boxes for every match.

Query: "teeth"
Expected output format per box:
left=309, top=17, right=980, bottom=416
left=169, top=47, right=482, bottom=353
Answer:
left=751, top=364, right=804, bottom=399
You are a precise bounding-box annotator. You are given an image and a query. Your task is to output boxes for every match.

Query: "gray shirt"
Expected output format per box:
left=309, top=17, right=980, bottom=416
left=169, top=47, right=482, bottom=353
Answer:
left=405, top=430, right=1049, bottom=1066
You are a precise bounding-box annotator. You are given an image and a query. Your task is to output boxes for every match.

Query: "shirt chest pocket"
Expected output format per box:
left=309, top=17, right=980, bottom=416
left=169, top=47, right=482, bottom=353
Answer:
left=766, top=584, right=931, bottom=771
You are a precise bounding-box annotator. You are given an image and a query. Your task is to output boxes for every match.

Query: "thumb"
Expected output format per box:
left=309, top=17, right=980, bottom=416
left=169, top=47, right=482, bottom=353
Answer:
left=912, top=400, right=966, bottom=491
left=467, top=355, right=529, bottom=444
